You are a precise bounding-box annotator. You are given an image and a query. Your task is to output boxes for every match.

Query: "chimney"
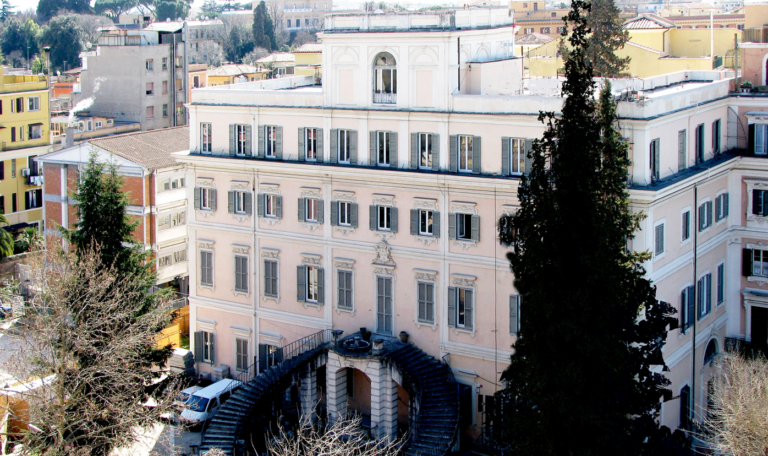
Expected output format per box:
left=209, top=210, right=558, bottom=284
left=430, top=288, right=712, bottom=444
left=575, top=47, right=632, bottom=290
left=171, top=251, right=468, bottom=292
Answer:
left=64, top=127, right=75, bottom=148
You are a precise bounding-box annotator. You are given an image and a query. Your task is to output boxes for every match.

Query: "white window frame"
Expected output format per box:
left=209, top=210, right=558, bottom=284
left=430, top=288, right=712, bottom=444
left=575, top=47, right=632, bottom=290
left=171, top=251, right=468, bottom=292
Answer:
left=338, top=201, right=351, bottom=226
left=266, top=125, right=277, bottom=158
left=306, top=265, right=320, bottom=303
left=753, top=249, right=768, bottom=278
left=378, top=205, right=392, bottom=231
left=458, top=135, right=473, bottom=173
left=756, top=124, right=768, bottom=156
left=654, top=219, right=665, bottom=259
left=456, top=287, right=473, bottom=329
left=716, top=261, right=725, bottom=306
left=375, top=274, right=395, bottom=335
left=201, top=330, right=213, bottom=363
left=305, top=198, right=319, bottom=222
left=419, top=209, right=433, bottom=236
left=681, top=207, right=692, bottom=244
left=509, top=138, right=525, bottom=175
left=201, top=123, right=212, bottom=154
left=418, top=133, right=432, bottom=169
left=27, top=96, right=40, bottom=111
left=305, top=127, right=318, bottom=161
left=201, top=187, right=214, bottom=210
left=377, top=131, right=391, bottom=166
left=235, top=124, right=248, bottom=156
left=234, top=336, right=249, bottom=372
left=457, top=212, right=472, bottom=240
left=265, top=193, right=278, bottom=218
left=338, top=129, right=351, bottom=163
left=234, top=191, right=246, bottom=214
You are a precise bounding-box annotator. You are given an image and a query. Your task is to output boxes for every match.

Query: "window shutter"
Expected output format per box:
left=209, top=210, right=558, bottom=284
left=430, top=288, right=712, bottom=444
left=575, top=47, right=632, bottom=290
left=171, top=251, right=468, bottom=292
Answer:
left=194, top=188, right=201, bottom=209
left=245, top=125, right=253, bottom=156
left=228, top=191, right=235, bottom=214
left=678, top=130, right=687, bottom=171
left=448, top=287, right=456, bottom=327
left=433, top=211, right=440, bottom=237
left=754, top=190, right=762, bottom=216
left=431, top=134, right=440, bottom=172
left=297, top=265, right=306, bottom=302
left=298, top=127, right=305, bottom=161
left=707, top=201, right=713, bottom=226
left=411, top=133, right=419, bottom=169
left=471, top=215, right=480, bottom=241
left=410, top=209, right=418, bottom=235
left=464, top=289, right=474, bottom=330
left=317, top=199, right=325, bottom=223
left=390, top=132, right=398, bottom=168
left=501, top=138, right=510, bottom=176
left=276, top=126, right=283, bottom=159
left=298, top=197, right=307, bottom=222
left=350, top=203, right=358, bottom=228
left=653, top=140, right=660, bottom=179
left=257, top=125, right=265, bottom=158
left=680, top=290, right=687, bottom=333
left=229, top=124, right=236, bottom=156
left=390, top=207, right=398, bottom=232
left=349, top=130, right=358, bottom=165
left=258, top=344, right=267, bottom=373
left=743, top=249, right=754, bottom=276
left=524, top=139, right=534, bottom=175
left=24, top=191, right=30, bottom=210
left=448, top=213, right=457, bottom=240
left=510, top=295, right=519, bottom=335
left=257, top=194, right=265, bottom=217
left=369, top=205, right=377, bottom=231
left=316, top=129, right=324, bottom=163
left=209, top=333, right=215, bottom=364
left=194, top=331, right=204, bottom=362
left=715, top=196, right=722, bottom=221
left=706, top=273, right=712, bottom=314
left=317, top=268, right=325, bottom=304
left=449, top=135, right=458, bottom=172
left=724, top=193, right=729, bottom=217
left=210, top=189, right=217, bottom=211
left=244, top=192, right=253, bottom=215
left=369, top=131, right=377, bottom=165
left=331, top=201, right=339, bottom=226
left=748, top=124, right=755, bottom=156
left=698, top=204, right=705, bottom=231
left=687, top=285, right=695, bottom=329
left=472, top=136, right=482, bottom=174
left=276, top=196, right=283, bottom=219
left=330, top=129, right=338, bottom=164
left=697, top=279, right=704, bottom=320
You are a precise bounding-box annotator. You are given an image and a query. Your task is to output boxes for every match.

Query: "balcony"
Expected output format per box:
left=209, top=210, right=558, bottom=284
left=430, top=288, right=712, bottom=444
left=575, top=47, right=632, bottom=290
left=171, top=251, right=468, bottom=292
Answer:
left=373, top=92, right=397, bottom=104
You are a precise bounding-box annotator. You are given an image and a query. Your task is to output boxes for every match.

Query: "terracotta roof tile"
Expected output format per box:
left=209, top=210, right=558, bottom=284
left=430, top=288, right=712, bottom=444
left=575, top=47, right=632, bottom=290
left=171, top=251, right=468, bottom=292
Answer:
left=89, top=126, right=188, bottom=170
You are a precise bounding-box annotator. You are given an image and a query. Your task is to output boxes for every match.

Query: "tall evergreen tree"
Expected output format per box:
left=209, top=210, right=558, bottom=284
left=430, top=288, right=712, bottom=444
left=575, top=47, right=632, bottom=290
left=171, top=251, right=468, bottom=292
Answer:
left=0, top=0, right=14, bottom=22
left=586, top=0, right=630, bottom=77
left=37, top=15, right=83, bottom=71
left=252, top=0, right=273, bottom=51
left=497, top=2, right=677, bottom=455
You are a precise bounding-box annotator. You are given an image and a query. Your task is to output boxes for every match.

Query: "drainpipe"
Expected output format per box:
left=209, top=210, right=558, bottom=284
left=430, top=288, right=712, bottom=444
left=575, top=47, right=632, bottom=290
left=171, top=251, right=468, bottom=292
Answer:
left=691, top=184, right=698, bottom=430
left=710, top=11, right=714, bottom=60
left=183, top=21, right=189, bottom=126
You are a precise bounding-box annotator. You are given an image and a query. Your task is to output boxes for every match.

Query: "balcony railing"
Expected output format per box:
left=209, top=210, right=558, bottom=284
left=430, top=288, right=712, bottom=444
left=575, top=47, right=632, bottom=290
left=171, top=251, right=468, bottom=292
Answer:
left=373, top=92, right=397, bottom=104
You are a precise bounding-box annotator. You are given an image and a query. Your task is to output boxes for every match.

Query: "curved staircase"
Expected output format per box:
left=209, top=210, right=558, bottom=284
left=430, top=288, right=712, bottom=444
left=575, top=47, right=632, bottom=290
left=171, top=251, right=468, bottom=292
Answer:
left=388, top=344, right=460, bottom=456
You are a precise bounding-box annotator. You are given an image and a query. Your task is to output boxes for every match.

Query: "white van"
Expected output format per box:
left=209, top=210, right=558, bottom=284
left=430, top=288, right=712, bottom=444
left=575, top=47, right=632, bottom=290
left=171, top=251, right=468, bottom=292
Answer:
left=174, top=385, right=203, bottom=411
left=180, top=379, right=242, bottom=429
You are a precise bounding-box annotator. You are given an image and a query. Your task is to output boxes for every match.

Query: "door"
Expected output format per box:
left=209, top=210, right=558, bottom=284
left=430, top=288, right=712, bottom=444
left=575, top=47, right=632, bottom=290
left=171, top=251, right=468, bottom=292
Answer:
left=376, top=276, right=393, bottom=334
left=751, top=306, right=768, bottom=347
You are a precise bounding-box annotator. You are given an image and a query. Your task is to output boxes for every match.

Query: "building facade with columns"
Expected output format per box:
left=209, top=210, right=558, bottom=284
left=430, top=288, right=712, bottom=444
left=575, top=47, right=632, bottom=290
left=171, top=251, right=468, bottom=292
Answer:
left=182, top=9, right=764, bottom=453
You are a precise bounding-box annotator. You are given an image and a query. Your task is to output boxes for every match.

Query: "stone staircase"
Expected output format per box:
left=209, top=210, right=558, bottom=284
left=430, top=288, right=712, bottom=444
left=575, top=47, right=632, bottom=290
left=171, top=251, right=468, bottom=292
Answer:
left=387, top=344, right=460, bottom=456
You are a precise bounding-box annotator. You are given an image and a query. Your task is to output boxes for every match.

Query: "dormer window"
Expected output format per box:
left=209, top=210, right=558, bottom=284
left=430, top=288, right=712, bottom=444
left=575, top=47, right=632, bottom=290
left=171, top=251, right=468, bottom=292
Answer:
left=373, top=52, right=397, bottom=104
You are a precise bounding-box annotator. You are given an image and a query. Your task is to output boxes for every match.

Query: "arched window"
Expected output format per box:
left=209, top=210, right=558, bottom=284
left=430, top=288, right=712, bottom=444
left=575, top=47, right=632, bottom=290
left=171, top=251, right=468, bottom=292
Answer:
left=373, top=52, right=397, bottom=104
left=704, top=338, right=718, bottom=364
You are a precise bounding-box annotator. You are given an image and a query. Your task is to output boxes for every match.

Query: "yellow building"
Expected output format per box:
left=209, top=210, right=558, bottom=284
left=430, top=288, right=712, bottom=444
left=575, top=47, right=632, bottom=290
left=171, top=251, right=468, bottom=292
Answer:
left=207, top=64, right=269, bottom=86
left=0, top=67, right=51, bottom=234
left=293, top=42, right=322, bottom=78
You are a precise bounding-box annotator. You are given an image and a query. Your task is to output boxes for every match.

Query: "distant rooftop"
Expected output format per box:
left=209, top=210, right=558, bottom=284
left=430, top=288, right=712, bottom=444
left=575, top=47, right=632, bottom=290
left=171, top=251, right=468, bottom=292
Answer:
left=323, top=9, right=515, bottom=33
left=623, top=15, right=675, bottom=29
left=293, top=42, right=322, bottom=53
left=208, top=64, right=266, bottom=77
left=257, top=53, right=295, bottom=64
left=516, top=32, right=554, bottom=45
left=89, top=126, right=189, bottom=170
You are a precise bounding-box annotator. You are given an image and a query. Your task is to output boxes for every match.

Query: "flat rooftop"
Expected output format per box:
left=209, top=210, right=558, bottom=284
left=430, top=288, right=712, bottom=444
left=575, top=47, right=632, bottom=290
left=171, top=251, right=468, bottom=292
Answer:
left=322, top=9, right=515, bottom=33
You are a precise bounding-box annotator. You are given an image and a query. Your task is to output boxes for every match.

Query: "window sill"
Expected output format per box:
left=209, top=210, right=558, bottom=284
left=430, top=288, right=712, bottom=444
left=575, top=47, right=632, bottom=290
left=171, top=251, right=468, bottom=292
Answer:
left=414, top=234, right=438, bottom=246
left=450, top=326, right=476, bottom=338
left=452, top=239, right=478, bottom=250
left=301, top=300, right=324, bottom=310
left=747, top=275, right=768, bottom=285
left=197, top=209, right=215, bottom=219
left=653, top=252, right=666, bottom=262
left=335, top=306, right=355, bottom=316
left=261, top=294, right=280, bottom=304
left=199, top=284, right=214, bottom=291
left=233, top=289, right=250, bottom=298
left=301, top=222, right=323, bottom=232
left=334, top=226, right=356, bottom=236
left=414, top=319, right=437, bottom=331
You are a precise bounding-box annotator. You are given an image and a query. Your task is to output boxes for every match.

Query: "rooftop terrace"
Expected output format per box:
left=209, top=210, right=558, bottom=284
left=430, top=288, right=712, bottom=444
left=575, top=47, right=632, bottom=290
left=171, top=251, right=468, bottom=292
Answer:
left=322, top=8, right=515, bottom=33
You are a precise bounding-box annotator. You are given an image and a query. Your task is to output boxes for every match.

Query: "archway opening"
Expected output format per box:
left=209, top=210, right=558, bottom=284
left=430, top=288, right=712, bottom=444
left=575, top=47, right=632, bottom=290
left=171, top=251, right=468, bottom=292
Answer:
left=373, top=52, right=397, bottom=104
left=346, top=367, right=372, bottom=427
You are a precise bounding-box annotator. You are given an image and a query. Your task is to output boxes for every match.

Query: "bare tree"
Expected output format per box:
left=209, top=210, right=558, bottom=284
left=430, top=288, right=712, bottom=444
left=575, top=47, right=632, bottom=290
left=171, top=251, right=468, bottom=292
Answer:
left=74, top=14, right=114, bottom=49
left=243, top=47, right=270, bottom=65
left=265, top=0, right=284, bottom=34
left=291, top=30, right=316, bottom=47
left=701, top=352, right=768, bottom=456
left=0, top=241, right=180, bottom=456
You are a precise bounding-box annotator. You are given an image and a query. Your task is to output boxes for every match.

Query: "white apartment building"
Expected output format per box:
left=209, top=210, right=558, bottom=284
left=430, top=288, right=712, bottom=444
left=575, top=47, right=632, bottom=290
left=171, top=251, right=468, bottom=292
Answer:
left=178, top=9, right=762, bottom=456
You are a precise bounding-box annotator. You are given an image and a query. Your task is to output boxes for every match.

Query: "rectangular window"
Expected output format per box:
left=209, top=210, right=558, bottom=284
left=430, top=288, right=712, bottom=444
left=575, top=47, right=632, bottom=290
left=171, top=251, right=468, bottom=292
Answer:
left=459, top=135, right=473, bottom=172
left=162, top=177, right=185, bottom=191
left=266, top=125, right=277, bottom=157
left=26, top=189, right=41, bottom=209
left=457, top=213, right=473, bottom=240
left=678, top=130, right=687, bottom=171
left=419, top=133, right=432, bottom=169
left=234, top=191, right=246, bottom=214
left=338, top=201, right=351, bottom=226
left=11, top=159, right=16, bottom=178
left=654, top=223, right=664, bottom=256
left=174, top=250, right=186, bottom=263
left=27, top=96, right=40, bottom=111
left=306, top=266, right=319, bottom=302
left=541, top=27, right=550, bottom=33
left=305, top=127, right=318, bottom=160
left=200, top=188, right=214, bottom=210
left=162, top=57, right=168, bottom=70
left=338, top=270, right=353, bottom=310
left=682, top=210, right=691, bottom=241
left=264, top=259, right=278, bottom=297
left=146, top=59, right=154, bottom=71
left=510, top=138, right=525, bottom=175
left=162, top=80, right=168, bottom=94
left=680, top=385, right=691, bottom=430
left=28, top=125, right=42, bottom=140
left=338, top=129, right=351, bottom=163
left=510, top=295, right=521, bottom=335
left=715, top=193, right=729, bottom=222
left=376, top=276, right=393, bottom=334
left=699, top=201, right=713, bottom=231
left=305, top=198, right=318, bottom=222
left=712, top=119, right=721, bottom=154
left=697, top=273, right=712, bottom=319
left=378, top=205, right=391, bottom=230
left=754, top=189, right=768, bottom=216
left=158, top=254, right=172, bottom=268
left=557, top=26, right=565, bottom=33
left=146, top=82, right=154, bottom=95
left=757, top=124, right=768, bottom=156
left=202, top=331, right=213, bottom=363
left=417, top=282, right=434, bottom=324
left=235, top=338, right=248, bottom=372
left=95, top=121, right=102, bottom=128
left=419, top=210, right=433, bottom=236
left=378, top=131, right=391, bottom=166
left=162, top=104, right=168, bottom=118
left=200, top=251, right=213, bottom=286
left=754, top=249, right=768, bottom=277
left=235, top=255, right=249, bottom=293
left=13, top=97, right=22, bottom=113
left=650, top=138, right=660, bottom=181
left=717, top=263, right=724, bottom=305
left=10, top=127, right=15, bottom=142
left=201, top=123, right=212, bottom=153
left=457, top=288, right=473, bottom=328
left=264, top=194, right=278, bottom=218
left=236, top=124, right=248, bottom=156
left=696, top=123, right=705, bottom=163
left=146, top=106, right=154, bottom=119
left=176, top=78, right=182, bottom=90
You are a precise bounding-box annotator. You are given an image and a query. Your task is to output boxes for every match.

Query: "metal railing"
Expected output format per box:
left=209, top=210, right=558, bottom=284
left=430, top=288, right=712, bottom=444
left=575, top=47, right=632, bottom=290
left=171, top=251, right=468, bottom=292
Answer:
left=373, top=92, right=397, bottom=104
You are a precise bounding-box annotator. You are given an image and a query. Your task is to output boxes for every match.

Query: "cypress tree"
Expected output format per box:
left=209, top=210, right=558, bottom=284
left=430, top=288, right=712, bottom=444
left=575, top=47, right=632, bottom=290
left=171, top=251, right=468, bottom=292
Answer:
left=586, top=0, right=631, bottom=77
left=253, top=0, right=273, bottom=51
left=497, top=2, right=677, bottom=454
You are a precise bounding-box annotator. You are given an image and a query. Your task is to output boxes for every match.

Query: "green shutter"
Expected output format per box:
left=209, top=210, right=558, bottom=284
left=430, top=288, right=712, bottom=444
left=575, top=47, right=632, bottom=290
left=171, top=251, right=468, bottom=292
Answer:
left=276, top=126, right=283, bottom=159
left=330, top=129, right=338, bottom=164
left=472, top=136, right=481, bottom=174
left=524, top=139, right=534, bottom=175
left=194, top=187, right=201, bottom=209
left=317, top=268, right=325, bottom=304
left=465, top=289, right=473, bottom=330
left=431, top=134, right=440, bottom=172
left=331, top=200, right=339, bottom=226
left=410, top=209, right=418, bottom=235
left=748, top=124, right=756, bottom=156
left=276, top=196, right=282, bottom=219
left=317, top=199, right=324, bottom=224
left=433, top=211, right=440, bottom=238
left=510, top=295, right=519, bottom=335
left=743, top=248, right=753, bottom=277
left=448, top=287, right=456, bottom=327
left=449, top=135, right=458, bottom=172
left=369, top=131, right=376, bottom=165
left=245, top=125, right=252, bottom=156
left=229, top=124, right=236, bottom=155
left=390, top=207, right=398, bottom=232
left=298, top=128, right=305, bottom=161
left=471, top=215, right=480, bottom=241
left=350, top=203, right=358, bottom=228
left=194, top=331, right=204, bottom=362
left=209, top=333, right=215, bottom=364
left=297, top=265, right=306, bottom=302
left=390, top=132, right=398, bottom=168
left=411, top=133, right=419, bottom=169
left=244, top=192, right=253, bottom=215
left=369, top=205, right=377, bottom=231
left=448, top=213, right=456, bottom=240
left=298, top=198, right=305, bottom=222
left=257, top=125, right=265, bottom=158
left=228, top=191, right=235, bottom=214
left=349, top=130, right=358, bottom=165
left=501, top=138, right=510, bottom=176
left=678, top=130, right=686, bottom=171
left=316, top=129, right=324, bottom=163
left=210, top=189, right=217, bottom=211
left=257, top=193, right=264, bottom=217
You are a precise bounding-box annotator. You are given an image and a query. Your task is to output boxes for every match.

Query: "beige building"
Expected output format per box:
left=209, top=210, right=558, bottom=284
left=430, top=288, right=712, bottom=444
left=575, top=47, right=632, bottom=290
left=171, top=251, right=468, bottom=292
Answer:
left=262, top=0, right=333, bottom=30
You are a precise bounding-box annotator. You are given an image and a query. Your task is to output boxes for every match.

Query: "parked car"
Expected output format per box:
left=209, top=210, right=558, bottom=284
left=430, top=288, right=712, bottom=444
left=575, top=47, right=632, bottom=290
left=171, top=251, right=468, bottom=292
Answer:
left=179, top=379, right=242, bottom=430
left=174, top=385, right=203, bottom=411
